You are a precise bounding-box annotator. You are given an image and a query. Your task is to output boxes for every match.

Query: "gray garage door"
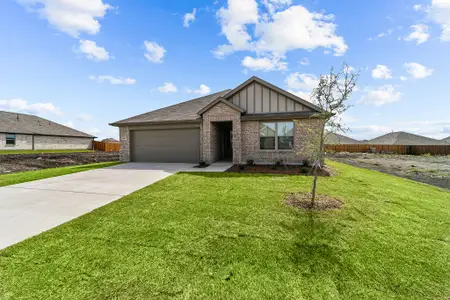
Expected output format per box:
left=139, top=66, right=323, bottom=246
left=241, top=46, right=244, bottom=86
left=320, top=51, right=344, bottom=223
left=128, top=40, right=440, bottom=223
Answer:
left=130, top=128, right=200, bottom=163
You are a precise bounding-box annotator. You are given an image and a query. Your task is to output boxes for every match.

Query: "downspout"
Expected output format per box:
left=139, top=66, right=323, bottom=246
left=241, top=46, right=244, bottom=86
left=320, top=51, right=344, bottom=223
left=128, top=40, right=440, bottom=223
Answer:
left=32, top=135, right=35, bottom=150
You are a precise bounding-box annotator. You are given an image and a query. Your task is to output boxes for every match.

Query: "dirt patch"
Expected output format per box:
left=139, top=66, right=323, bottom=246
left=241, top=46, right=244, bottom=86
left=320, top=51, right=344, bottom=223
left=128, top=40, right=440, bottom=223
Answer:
left=328, top=152, right=450, bottom=190
left=226, top=165, right=332, bottom=176
left=0, top=152, right=119, bottom=174
left=286, top=192, right=343, bottom=211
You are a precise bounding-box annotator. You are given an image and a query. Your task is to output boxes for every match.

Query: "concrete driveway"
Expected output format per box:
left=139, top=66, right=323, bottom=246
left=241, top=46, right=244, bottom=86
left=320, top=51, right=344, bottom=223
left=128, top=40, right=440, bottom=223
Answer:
left=0, top=162, right=231, bottom=250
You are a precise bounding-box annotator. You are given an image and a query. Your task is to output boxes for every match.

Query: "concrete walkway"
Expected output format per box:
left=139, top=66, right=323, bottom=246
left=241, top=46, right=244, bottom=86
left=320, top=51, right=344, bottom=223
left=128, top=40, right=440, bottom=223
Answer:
left=0, top=162, right=232, bottom=250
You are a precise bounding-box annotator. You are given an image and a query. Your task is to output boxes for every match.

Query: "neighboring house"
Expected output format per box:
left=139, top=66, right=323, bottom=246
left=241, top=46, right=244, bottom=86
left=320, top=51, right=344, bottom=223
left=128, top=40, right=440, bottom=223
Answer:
left=325, top=132, right=361, bottom=145
left=0, top=111, right=95, bottom=150
left=110, top=76, right=324, bottom=164
left=368, top=131, right=445, bottom=145
left=101, top=138, right=119, bottom=143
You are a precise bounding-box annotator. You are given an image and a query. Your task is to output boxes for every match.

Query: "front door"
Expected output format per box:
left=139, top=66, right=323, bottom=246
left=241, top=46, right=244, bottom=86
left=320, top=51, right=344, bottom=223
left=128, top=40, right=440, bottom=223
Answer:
left=223, top=130, right=232, bottom=160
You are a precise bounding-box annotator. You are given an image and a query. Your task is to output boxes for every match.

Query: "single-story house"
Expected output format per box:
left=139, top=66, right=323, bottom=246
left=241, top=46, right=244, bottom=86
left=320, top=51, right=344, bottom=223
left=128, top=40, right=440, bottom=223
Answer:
left=110, top=76, right=324, bottom=164
left=325, top=132, right=361, bottom=145
left=101, top=138, right=120, bottom=143
left=367, top=131, right=445, bottom=145
left=0, top=111, right=96, bottom=150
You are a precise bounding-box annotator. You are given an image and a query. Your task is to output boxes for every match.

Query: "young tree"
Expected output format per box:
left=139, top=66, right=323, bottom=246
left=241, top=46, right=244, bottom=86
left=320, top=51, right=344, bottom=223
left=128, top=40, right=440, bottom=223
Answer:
left=302, top=64, right=359, bottom=207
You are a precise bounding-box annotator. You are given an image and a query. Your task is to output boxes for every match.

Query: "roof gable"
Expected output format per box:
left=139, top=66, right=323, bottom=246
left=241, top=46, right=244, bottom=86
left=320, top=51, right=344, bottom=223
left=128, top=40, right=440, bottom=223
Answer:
left=223, top=76, right=322, bottom=113
left=197, top=97, right=245, bottom=115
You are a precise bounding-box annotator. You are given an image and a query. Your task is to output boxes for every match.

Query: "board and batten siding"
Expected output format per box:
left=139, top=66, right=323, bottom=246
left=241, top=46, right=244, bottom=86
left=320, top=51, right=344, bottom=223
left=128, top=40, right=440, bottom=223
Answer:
left=228, top=82, right=311, bottom=114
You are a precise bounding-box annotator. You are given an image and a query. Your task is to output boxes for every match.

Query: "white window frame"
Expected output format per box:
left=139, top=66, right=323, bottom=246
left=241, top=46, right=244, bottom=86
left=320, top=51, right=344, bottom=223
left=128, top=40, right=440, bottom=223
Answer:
left=259, top=121, right=294, bottom=151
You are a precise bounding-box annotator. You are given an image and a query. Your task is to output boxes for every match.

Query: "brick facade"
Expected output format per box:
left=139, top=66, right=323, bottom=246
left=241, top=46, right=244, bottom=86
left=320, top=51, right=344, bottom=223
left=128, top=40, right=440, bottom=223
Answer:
left=118, top=103, right=323, bottom=164
left=241, top=119, right=324, bottom=164
left=201, top=102, right=242, bottom=164
left=119, top=126, right=131, bottom=162
left=0, top=133, right=92, bottom=151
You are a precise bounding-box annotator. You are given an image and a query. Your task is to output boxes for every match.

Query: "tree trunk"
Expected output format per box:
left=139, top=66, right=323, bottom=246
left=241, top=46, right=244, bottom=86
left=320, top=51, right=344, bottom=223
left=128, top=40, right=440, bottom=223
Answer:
left=310, top=122, right=326, bottom=208
left=311, top=163, right=318, bottom=208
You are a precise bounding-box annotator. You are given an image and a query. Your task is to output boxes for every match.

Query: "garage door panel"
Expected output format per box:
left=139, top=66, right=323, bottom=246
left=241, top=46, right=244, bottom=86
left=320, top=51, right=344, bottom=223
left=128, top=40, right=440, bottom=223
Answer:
left=131, top=128, right=200, bottom=163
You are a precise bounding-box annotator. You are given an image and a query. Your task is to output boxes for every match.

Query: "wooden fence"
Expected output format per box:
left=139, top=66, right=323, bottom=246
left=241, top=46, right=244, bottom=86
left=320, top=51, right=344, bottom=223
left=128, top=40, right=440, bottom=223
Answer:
left=93, top=141, right=120, bottom=152
left=325, top=144, right=450, bottom=155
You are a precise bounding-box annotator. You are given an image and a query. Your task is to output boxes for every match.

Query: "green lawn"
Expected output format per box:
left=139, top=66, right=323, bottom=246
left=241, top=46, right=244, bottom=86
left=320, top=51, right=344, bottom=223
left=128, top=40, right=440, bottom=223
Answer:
left=0, top=149, right=94, bottom=155
left=0, top=161, right=449, bottom=299
left=0, top=162, right=121, bottom=187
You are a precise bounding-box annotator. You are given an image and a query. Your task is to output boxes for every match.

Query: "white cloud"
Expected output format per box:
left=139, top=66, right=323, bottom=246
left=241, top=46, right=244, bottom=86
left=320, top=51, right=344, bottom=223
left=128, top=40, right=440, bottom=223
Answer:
left=64, top=121, right=74, bottom=128
left=404, top=24, right=430, bottom=44
left=358, top=85, right=402, bottom=106
left=372, top=65, right=393, bottom=79
left=288, top=89, right=311, bottom=101
left=241, top=56, right=287, bottom=71
left=413, top=4, right=423, bottom=11
left=158, top=82, right=178, bottom=93
left=261, top=0, right=292, bottom=15
left=187, top=84, right=211, bottom=95
left=183, top=8, right=196, bottom=28
left=299, top=57, right=310, bottom=66
left=144, top=41, right=166, bottom=63
left=214, top=0, right=259, bottom=58
left=285, top=73, right=319, bottom=91
left=404, top=62, right=433, bottom=79
left=0, top=98, right=63, bottom=115
left=427, top=0, right=450, bottom=41
left=214, top=1, right=347, bottom=58
left=368, top=28, right=393, bottom=40
left=285, top=72, right=318, bottom=101
left=16, top=0, right=112, bottom=37
left=89, top=75, right=136, bottom=85
left=400, top=76, right=408, bottom=81
left=87, top=128, right=101, bottom=135
left=77, top=40, right=110, bottom=61
left=77, top=114, right=93, bottom=121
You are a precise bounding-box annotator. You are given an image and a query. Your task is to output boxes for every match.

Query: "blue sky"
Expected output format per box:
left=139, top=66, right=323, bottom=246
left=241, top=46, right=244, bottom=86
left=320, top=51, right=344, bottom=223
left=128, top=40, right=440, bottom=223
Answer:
left=1, top=0, right=449, bottom=140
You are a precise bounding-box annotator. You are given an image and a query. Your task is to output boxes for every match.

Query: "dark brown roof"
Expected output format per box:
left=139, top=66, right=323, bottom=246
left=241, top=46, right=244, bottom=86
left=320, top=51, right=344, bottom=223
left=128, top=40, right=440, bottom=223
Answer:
left=110, top=90, right=230, bottom=126
left=0, top=111, right=95, bottom=138
left=368, top=131, right=445, bottom=145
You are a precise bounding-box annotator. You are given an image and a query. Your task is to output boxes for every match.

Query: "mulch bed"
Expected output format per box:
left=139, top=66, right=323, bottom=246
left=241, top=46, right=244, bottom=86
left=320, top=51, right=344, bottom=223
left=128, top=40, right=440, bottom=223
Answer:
left=286, top=192, right=343, bottom=211
left=226, top=165, right=332, bottom=176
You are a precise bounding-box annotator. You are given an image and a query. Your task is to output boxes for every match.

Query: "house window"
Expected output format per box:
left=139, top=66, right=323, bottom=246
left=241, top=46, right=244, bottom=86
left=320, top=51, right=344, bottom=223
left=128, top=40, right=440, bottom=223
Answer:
left=277, top=122, right=294, bottom=150
left=5, top=134, right=16, bottom=146
left=260, top=122, right=294, bottom=150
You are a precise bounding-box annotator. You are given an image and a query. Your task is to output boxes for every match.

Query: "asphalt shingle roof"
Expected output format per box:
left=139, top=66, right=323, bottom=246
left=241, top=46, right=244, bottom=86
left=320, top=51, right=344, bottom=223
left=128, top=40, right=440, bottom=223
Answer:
left=368, top=131, right=444, bottom=145
left=0, top=111, right=95, bottom=138
left=442, top=136, right=450, bottom=144
left=110, top=90, right=230, bottom=126
left=325, top=132, right=361, bottom=145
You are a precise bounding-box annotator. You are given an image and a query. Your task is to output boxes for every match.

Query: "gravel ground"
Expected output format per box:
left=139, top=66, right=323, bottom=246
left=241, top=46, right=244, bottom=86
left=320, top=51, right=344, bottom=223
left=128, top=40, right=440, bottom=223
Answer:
left=328, top=152, right=450, bottom=190
left=0, top=152, right=119, bottom=174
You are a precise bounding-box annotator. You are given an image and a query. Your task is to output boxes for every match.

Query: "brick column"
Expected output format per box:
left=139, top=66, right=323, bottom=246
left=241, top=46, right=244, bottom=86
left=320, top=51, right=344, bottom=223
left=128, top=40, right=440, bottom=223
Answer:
left=119, top=126, right=130, bottom=162
left=232, top=120, right=242, bottom=164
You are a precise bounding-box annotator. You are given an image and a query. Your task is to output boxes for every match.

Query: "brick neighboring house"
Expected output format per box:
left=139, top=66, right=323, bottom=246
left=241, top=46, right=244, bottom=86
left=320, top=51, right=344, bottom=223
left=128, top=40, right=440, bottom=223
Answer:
left=110, top=76, right=324, bottom=164
left=0, top=111, right=95, bottom=151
